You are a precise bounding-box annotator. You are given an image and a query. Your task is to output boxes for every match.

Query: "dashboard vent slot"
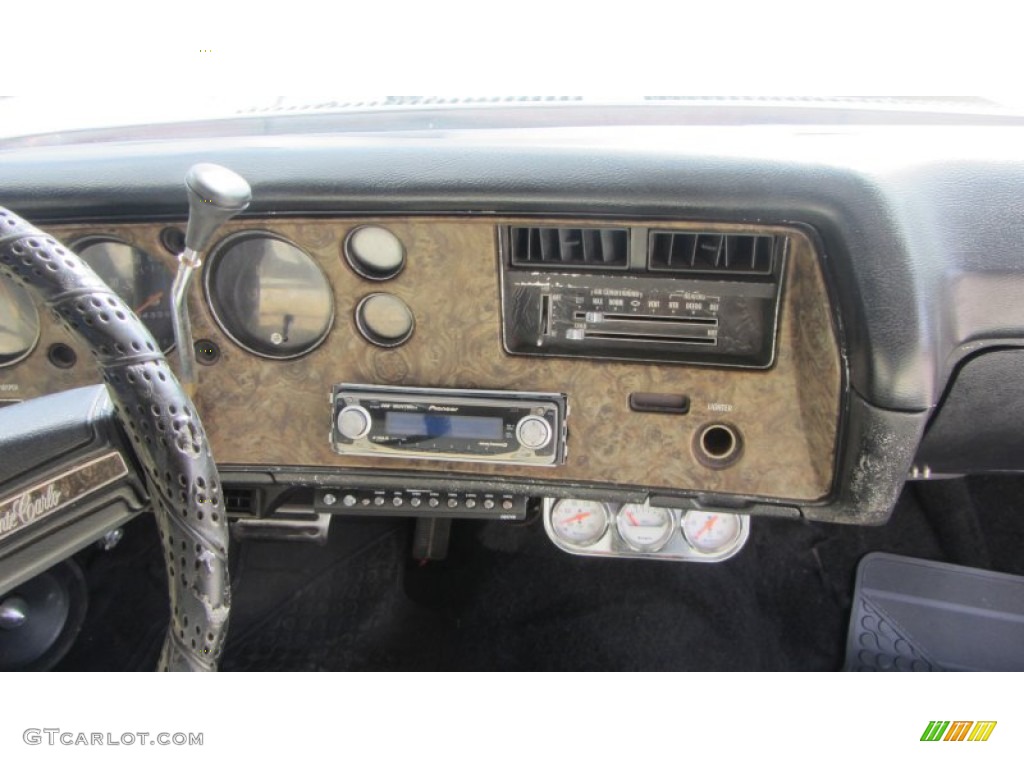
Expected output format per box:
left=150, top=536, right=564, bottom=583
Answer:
left=509, top=226, right=629, bottom=270
left=225, top=487, right=257, bottom=516
left=649, top=231, right=775, bottom=275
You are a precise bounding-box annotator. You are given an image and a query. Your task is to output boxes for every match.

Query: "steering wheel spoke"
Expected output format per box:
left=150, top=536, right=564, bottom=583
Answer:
left=0, top=385, right=147, bottom=597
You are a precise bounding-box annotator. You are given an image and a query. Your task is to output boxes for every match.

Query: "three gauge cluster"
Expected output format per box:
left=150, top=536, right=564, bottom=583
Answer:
left=544, top=498, right=749, bottom=562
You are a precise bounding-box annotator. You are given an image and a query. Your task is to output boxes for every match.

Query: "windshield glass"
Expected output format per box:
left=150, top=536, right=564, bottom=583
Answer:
left=2, top=96, right=1022, bottom=147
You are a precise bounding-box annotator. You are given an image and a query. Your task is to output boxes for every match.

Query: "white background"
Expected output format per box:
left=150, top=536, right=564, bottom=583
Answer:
left=2, top=674, right=1021, bottom=765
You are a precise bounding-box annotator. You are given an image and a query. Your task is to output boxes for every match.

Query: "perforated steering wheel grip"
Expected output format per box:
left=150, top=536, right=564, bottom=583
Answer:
left=0, top=208, right=230, bottom=671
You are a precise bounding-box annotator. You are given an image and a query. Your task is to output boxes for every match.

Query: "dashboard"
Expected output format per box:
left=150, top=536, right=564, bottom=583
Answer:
left=3, top=103, right=1024, bottom=564
left=1, top=216, right=839, bottom=503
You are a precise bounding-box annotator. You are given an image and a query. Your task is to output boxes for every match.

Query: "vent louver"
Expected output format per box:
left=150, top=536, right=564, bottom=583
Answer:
left=649, top=232, right=775, bottom=275
left=509, top=226, right=629, bottom=269
left=224, top=487, right=257, bottom=516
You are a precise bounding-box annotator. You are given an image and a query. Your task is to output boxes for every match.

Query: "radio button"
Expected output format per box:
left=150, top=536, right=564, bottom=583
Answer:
left=337, top=405, right=372, bottom=440
left=373, top=496, right=386, bottom=507
left=465, top=498, right=477, bottom=509
left=410, top=497, right=422, bottom=508
left=516, top=415, right=553, bottom=450
left=428, top=497, right=440, bottom=508
left=447, top=498, right=459, bottom=509
left=483, top=499, right=495, bottom=510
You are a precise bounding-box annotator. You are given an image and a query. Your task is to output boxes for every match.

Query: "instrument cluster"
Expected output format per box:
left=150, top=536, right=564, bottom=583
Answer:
left=0, top=223, right=416, bottom=371
left=544, top=498, right=749, bottom=562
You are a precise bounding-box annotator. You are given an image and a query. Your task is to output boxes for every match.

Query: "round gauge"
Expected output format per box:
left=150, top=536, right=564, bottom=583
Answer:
left=205, top=232, right=334, bottom=359
left=355, top=293, right=415, bottom=347
left=344, top=226, right=406, bottom=280
left=73, top=238, right=176, bottom=352
left=616, top=503, right=675, bottom=552
left=0, top=275, right=41, bottom=367
left=681, top=511, right=743, bottom=555
left=550, top=499, right=610, bottom=548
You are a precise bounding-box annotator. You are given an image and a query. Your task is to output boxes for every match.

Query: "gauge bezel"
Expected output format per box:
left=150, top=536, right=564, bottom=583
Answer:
left=204, top=230, right=336, bottom=361
left=343, top=225, right=407, bottom=281
left=0, top=275, right=41, bottom=368
left=70, top=235, right=177, bottom=354
left=550, top=499, right=611, bottom=548
left=615, top=502, right=675, bottom=553
left=680, top=510, right=745, bottom=555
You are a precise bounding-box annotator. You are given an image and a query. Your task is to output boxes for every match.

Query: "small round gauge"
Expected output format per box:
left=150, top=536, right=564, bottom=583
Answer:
left=205, top=232, right=334, bottom=360
left=616, top=503, right=675, bottom=552
left=550, top=499, right=610, bottom=548
left=0, top=275, right=40, bottom=367
left=681, top=511, right=744, bottom=555
left=73, top=238, right=176, bottom=352
left=344, top=226, right=406, bottom=280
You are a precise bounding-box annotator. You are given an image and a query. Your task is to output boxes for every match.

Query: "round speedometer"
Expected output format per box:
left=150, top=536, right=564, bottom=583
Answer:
left=0, top=275, right=40, bottom=367
left=73, top=238, right=176, bottom=352
left=205, top=232, right=334, bottom=360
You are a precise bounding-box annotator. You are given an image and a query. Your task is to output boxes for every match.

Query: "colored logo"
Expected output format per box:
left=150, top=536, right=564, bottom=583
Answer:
left=921, top=721, right=997, bottom=742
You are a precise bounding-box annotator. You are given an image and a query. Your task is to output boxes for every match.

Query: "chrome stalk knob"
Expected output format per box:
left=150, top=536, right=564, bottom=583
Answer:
left=172, top=164, right=252, bottom=394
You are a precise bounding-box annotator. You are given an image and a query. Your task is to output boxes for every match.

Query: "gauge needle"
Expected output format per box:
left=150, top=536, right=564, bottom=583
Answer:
left=134, top=291, right=164, bottom=315
left=694, top=515, right=719, bottom=540
left=627, top=511, right=639, bottom=526
left=563, top=512, right=591, bottom=525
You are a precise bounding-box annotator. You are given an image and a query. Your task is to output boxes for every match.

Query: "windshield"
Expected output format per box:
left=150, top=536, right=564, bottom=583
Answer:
left=2, top=96, right=1022, bottom=148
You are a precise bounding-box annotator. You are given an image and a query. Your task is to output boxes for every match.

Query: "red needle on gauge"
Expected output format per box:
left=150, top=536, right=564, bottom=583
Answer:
left=563, top=512, right=591, bottom=525
left=133, top=291, right=164, bottom=315
left=694, top=515, right=719, bottom=540
left=627, top=511, right=640, bottom=526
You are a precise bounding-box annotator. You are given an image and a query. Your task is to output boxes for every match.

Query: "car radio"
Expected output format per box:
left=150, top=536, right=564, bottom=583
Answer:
left=330, top=384, right=568, bottom=466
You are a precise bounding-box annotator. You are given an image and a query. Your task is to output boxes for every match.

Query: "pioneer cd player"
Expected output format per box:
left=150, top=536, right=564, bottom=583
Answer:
left=330, top=384, right=568, bottom=466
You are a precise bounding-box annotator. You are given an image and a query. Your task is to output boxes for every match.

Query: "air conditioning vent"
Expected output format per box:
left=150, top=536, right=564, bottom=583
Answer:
left=225, top=487, right=257, bottom=516
left=509, top=226, right=629, bottom=270
left=649, top=231, right=775, bottom=275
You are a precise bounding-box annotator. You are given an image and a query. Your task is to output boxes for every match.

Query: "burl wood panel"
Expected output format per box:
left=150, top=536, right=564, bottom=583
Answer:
left=2, top=218, right=841, bottom=502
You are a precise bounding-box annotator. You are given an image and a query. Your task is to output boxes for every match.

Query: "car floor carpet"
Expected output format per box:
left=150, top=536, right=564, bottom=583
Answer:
left=56, top=477, right=1024, bottom=671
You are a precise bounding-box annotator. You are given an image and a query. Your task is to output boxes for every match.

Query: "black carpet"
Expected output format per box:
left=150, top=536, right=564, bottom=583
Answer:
left=55, top=477, right=1024, bottom=671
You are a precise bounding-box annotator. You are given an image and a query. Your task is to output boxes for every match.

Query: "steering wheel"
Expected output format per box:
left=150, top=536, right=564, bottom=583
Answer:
left=0, top=207, right=230, bottom=671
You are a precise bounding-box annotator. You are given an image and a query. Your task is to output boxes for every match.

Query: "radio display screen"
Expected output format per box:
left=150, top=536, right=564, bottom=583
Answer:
left=385, top=412, right=505, bottom=440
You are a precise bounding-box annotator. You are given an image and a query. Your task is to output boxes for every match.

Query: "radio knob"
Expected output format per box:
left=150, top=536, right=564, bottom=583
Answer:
left=337, top=405, right=372, bottom=440
left=516, top=415, right=552, bottom=451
